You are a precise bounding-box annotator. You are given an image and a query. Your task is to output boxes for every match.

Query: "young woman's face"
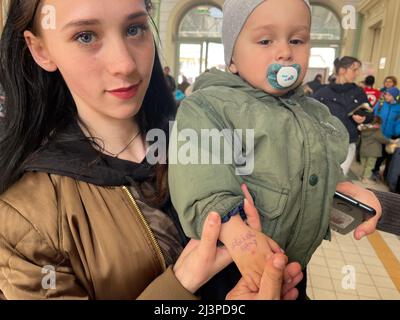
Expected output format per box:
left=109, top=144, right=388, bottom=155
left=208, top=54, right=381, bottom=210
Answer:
left=384, top=78, right=395, bottom=89
left=27, top=0, right=155, bottom=122
left=229, top=0, right=311, bottom=96
left=340, top=62, right=361, bottom=84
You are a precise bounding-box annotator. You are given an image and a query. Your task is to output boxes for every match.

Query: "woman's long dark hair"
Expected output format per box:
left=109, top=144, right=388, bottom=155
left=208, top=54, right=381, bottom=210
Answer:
left=0, top=0, right=176, bottom=202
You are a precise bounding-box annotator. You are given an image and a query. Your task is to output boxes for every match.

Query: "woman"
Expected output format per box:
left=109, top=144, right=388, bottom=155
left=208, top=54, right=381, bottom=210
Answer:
left=380, top=76, right=398, bottom=94
left=313, top=56, right=371, bottom=176
left=0, top=0, right=301, bottom=300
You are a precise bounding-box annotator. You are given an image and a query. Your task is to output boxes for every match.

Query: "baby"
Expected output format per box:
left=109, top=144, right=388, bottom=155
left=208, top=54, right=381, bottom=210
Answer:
left=169, top=0, right=361, bottom=291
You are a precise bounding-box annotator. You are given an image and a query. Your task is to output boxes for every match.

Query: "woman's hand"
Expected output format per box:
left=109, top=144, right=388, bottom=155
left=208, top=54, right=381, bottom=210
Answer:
left=336, top=182, right=382, bottom=240
left=173, top=184, right=303, bottom=298
left=173, top=212, right=233, bottom=294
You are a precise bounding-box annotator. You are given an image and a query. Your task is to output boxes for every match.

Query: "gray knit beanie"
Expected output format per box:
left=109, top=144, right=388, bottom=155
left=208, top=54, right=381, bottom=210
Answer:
left=222, top=0, right=311, bottom=66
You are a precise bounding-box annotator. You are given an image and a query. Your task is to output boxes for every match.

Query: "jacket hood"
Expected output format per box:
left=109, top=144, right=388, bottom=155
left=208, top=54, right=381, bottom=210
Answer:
left=23, top=122, right=155, bottom=187
left=192, top=67, right=305, bottom=102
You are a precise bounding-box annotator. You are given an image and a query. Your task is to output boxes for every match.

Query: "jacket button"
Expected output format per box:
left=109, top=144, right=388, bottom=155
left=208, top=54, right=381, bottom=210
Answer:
left=309, top=174, right=319, bottom=186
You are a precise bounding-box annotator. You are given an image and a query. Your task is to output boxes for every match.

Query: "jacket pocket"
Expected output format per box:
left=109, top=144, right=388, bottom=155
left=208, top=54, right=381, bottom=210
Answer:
left=248, top=181, right=289, bottom=220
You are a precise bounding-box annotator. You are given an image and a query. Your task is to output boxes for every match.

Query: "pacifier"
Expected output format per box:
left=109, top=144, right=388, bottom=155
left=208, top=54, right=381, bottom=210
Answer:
left=267, top=64, right=302, bottom=90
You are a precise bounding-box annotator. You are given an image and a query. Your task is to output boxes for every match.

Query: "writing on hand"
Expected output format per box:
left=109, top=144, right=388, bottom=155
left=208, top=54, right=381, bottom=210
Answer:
left=231, top=231, right=258, bottom=254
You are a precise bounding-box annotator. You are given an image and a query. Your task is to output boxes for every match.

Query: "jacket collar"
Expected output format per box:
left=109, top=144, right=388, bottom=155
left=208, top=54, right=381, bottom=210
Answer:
left=23, top=122, right=155, bottom=187
left=193, top=67, right=305, bottom=105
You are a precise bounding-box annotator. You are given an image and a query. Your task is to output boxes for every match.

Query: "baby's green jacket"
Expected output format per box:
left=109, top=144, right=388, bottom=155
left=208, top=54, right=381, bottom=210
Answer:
left=168, top=68, right=349, bottom=268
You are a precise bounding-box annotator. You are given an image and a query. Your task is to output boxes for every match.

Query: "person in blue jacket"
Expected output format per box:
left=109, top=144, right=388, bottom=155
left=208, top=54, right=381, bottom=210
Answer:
left=372, top=87, right=400, bottom=180
left=374, top=87, right=400, bottom=138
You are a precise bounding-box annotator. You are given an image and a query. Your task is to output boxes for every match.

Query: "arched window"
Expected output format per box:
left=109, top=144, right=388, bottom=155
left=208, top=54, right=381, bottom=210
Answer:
left=306, top=4, right=342, bottom=83
left=311, top=5, right=342, bottom=41
left=176, top=5, right=224, bottom=84
left=179, top=5, right=222, bottom=38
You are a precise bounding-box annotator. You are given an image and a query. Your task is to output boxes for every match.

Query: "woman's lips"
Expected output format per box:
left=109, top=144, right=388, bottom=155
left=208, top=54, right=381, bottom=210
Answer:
left=107, top=83, right=140, bottom=100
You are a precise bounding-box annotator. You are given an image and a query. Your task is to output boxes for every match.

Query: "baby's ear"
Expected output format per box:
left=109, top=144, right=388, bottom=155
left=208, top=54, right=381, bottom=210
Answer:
left=228, top=65, right=238, bottom=74
left=228, top=59, right=239, bottom=74
left=24, top=30, right=58, bottom=72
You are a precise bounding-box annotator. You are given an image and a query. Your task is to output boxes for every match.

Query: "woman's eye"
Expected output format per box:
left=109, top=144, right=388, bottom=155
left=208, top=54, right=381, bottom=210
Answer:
left=127, top=24, right=148, bottom=37
left=259, top=39, right=272, bottom=46
left=75, top=32, right=96, bottom=45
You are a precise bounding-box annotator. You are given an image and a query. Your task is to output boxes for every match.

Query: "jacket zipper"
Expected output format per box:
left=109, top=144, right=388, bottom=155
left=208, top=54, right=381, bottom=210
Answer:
left=384, top=105, right=390, bottom=136
left=282, top=102, right=323, bottom=267
left=122, top=186, right=166, bottom=271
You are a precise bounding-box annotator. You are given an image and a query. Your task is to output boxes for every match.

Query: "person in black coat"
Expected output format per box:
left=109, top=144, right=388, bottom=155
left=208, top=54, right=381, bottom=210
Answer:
left=312, top=56, right=372, bottom=176
left=163, top=66, right=176, bottom=93
left=304, top=74, right=323, bottom=95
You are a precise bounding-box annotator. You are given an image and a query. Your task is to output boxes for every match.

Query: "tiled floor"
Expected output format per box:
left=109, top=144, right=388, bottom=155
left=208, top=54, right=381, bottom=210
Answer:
left=307, top=162, right=400, bottom=300
left=307, top=230, right=400, bottom=300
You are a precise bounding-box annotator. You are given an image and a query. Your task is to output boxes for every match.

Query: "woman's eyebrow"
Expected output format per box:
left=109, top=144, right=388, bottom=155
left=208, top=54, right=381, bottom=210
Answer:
left=62, top=19, right=100, bottom=31
left=126, top=11, right=148, bottom=21
left=62, top=11, right=148, bottom=31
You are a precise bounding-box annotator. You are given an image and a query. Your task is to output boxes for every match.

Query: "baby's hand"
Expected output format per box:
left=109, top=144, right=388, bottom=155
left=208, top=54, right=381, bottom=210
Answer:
left=224, top=221, right=282, bottom=291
